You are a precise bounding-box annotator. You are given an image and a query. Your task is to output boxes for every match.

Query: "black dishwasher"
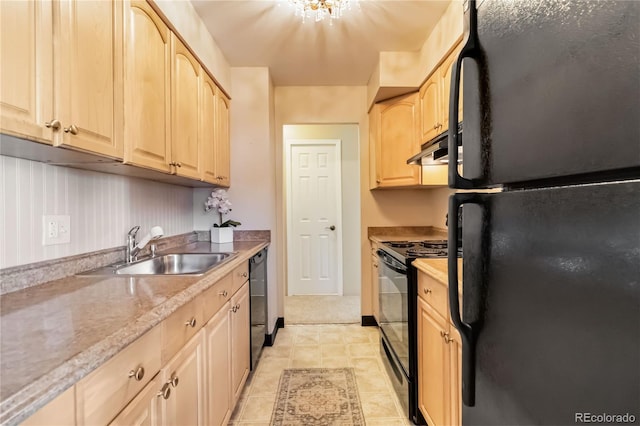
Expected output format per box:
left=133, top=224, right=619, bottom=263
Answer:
left=249, top=247, right=268, bottom=370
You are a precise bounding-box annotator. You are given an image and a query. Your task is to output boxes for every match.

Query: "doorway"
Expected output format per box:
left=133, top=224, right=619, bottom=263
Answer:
left=285, top=139, right=343, bottom=295
left=283, top=124, right=361, bottom=324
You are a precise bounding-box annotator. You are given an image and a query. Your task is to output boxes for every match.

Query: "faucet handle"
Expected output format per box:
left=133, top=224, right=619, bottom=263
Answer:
left=128, top=226, right=140, bottom=237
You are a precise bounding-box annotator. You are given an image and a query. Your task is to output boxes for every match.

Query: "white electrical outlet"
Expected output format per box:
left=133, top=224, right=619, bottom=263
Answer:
left=43, top=215, right=71, bottom=245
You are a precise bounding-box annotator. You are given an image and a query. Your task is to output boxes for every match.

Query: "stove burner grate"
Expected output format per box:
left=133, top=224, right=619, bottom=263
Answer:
left=420, top=240, right=448, bottom=249
left=406, top=248, right=448, bottom=257
left=385, top=241, right=415, bottom=248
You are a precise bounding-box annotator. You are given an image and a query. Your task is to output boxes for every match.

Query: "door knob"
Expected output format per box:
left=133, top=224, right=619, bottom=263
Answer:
left=325, top=225, right=336, bottom=231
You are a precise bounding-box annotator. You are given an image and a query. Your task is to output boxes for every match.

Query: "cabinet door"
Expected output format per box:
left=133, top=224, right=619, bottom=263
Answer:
left=371, top=253, right=379, bottom=322
left=123, top=0, right=171, bottom=173
left=200, top=72, right=218, bottom=184
left=0, top=0, right=54, bottom=144
left=56, top=0, right=123, bottom=158
left=417, top=296, right=449, bottom=426
left=440, top=44, right=463, bottom=133
left=448, top=327, right=462, bottom=426
left=215, top=90, right=231, bottom=187
left=230, top=282, right=250, bottom=403
left=368, top=107, right=379, bottom=189
left=161, top=331, right=205, bottom=426
left=204, top=302, right=232, bottom=426
left=21, top=386, right=75, bottom=426
left=419, top=74, right=441, bottom=143
left=375, top=92, right=421, bottom=187
left=109, top=376, right=161, bottom=426
left=171, top=34, right=200, bottom=179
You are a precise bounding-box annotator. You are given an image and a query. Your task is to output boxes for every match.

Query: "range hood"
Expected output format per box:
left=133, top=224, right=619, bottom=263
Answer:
left=407, top=122, right=463, bottom=165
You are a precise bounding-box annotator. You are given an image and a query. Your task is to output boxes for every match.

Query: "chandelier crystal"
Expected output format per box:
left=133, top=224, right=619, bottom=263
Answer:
left=288, top=0, right=358, bottom=23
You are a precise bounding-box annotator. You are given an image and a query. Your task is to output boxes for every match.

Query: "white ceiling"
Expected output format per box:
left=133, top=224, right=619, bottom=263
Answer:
left=190, top=0, right=451, bottom=86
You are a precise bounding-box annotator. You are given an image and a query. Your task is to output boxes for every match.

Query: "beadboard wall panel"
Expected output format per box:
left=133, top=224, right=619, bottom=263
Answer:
left=0, top=155, right=194, bottom=269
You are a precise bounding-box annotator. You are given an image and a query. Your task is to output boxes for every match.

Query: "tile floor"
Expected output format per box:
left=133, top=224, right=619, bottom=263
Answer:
left=229, top=324, right=412, bottom=425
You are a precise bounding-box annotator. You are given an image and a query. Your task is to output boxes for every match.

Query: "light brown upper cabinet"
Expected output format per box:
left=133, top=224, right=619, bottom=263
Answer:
left=123, top=0, right=172, bottom=173
left=171, top=34, right=201, bottom=180
left=369, top=92, right=421, bottom=188
left=56, top=0, right=123, bottom=158
left=0, top=0, right=54, bottom=144
left=200, top=72, right=218, bottom=184
left=419, top=43, right=463, bottom=145
left=215, top=90, right=231, bottom=187
left=1, top=0, right=122, bottom=159
left=419, top=75, right=441, bottom=144
left=200, top=74, right=230, bottom=187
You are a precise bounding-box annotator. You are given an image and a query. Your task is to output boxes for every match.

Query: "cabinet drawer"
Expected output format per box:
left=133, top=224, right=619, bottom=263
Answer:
left=231, top=262, right=249, bottom=295
left=76, top=326, right=161, bottom=426
left=417, top=270, right=448, bottom=319
left=202, top=273, right=233, bottom=323
left=162, top=297, right=203, bottom=364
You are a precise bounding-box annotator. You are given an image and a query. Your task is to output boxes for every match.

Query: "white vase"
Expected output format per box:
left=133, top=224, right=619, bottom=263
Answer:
left=210, top=227, right=233, bottom=243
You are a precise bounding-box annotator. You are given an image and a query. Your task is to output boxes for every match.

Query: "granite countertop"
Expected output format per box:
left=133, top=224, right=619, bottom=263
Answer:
left=368, top=226, right=448, bottom=244
left=413, top=258, right=462, bottom=287
left=0, top=240, right=268, bottom=425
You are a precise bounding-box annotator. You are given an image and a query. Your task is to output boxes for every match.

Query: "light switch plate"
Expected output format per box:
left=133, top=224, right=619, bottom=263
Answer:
left=43, top=215, right=71, bottom=245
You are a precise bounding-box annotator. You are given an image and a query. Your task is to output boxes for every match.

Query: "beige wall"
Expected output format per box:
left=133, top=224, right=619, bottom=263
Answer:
left=153, top=0, right=231, bottom=93
left=417, top=0, right=464, bottom=83
left=274, top=86, right=452, bottom=319
left=194, top=67, right=279, bottom=333
left=275, top=86, right=367, bottom=318
left=365, top=0, right=464, bottom=108
left=282, top=124, right=361, bottom=297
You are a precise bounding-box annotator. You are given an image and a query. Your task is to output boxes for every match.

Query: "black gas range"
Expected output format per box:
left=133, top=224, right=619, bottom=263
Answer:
left=380, top=239, right=461, bottom=263
left=376, top=238, right=461, bottom=425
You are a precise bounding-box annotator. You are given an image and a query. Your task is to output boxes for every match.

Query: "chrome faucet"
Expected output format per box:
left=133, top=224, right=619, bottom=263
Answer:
left=126, top=226, right=141, bottom=263
left=126, top=225, right=164, bottom=263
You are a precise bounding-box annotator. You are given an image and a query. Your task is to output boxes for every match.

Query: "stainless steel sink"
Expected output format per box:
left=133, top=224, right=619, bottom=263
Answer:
left=78, top=252, right=236, bottom=276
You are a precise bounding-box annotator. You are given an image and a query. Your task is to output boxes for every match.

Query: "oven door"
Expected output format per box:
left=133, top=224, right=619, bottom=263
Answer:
left=377, top=249, right=409, bottom=375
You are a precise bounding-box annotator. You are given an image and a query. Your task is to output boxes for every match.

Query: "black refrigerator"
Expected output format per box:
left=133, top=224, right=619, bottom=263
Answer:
left=446, top=1, right=640, bottom=425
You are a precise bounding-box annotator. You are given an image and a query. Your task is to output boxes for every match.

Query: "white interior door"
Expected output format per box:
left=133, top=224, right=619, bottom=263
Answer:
left=286, top=139, right=343, bottom=295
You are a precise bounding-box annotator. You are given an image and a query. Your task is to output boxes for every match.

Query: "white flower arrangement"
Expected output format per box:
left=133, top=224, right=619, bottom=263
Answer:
left=205, top=189, right=241, bottom=228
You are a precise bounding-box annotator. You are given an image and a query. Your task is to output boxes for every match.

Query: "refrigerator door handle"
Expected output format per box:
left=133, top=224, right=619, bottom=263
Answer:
left=448, top=192, right=483, bottom=407
left=449, top=0, right=483, bottom=189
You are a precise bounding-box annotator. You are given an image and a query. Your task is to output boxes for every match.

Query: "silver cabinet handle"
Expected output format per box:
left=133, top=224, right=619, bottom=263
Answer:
left=157, top=383, right=171, bottom=399
left=241, top=272, right=248, bottom=278
left=185, top=318, right=197, bottom=328
left=169, top=374, right=179, bottom=388
left=63, top=124, right=78, bottom=135
left=45, top=119, right=61, bottom=130
left=219, top=290, right=228, bottom=297
left=325, top=225, right=336, bottom=231
left=128, top=366, right=145, bottom=381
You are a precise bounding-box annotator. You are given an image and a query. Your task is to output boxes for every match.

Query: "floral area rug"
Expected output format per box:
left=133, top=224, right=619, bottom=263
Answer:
left=270, top=368, right=365, bottom=426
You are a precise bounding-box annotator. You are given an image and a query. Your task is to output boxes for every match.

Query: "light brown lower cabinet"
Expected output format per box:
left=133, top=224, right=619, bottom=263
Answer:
left=204, top=301, right=232, bottom=426
left=109, top=375, right=162, bottom=426
left=417, top=270, right=462, bottom=426
left=20, top=386, right=75, bottom=426
left=230, top=282, right=250, bottom=404
left=23, top=262, right=253, bottom=426
left=159, top=331, right=205, bottom=426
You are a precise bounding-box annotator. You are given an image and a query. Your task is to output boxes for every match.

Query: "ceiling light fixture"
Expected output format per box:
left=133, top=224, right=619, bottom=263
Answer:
left=289, top=0, right=358, bottom=24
